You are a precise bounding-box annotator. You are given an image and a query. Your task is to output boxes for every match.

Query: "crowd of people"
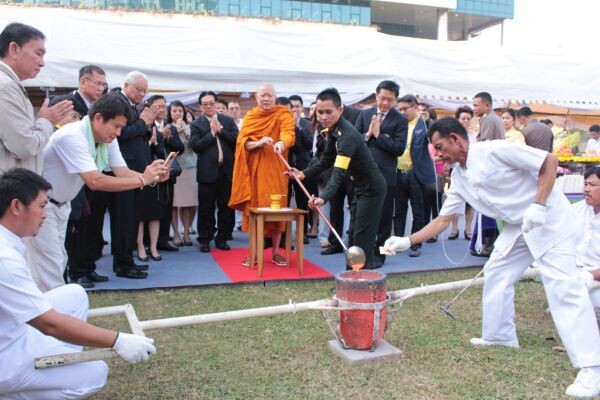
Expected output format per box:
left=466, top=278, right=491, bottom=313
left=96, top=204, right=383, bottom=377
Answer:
left=3, top=21, right=600, bottom=399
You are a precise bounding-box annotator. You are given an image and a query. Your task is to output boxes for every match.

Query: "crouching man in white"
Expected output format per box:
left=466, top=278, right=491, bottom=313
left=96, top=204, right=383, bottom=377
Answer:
left=0, top=168, right=156, bottom=399
left=383, top=117, right=600, bottom=398
left=574, top=166, right=600, bottom=329
left=28, top=93, right=170, bottom=292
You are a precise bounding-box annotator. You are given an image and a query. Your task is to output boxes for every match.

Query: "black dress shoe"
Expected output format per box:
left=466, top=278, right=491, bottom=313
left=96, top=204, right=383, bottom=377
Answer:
left=132, top=263, right=149, bottom=271
left=200, top=241, right=211, bottom=253
left=116, top=268, right=148, bottom=279
left=303, top=236, right=310, bottom=245
left=138, top=254, right=149, bottom=262
left=75, top=276, right=95, bottom=288
left=157, top=242, right=179, bottom=252
left=215, top=242, right=231, bottom=250
left=88, top=272, right=109, bottom=282
left=150, top=254, right=162, bottom=261
left=321, top=245, right=344, bottom=255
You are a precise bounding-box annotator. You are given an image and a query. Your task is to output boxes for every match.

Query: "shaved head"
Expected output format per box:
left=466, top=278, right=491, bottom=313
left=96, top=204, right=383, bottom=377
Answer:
left=255, top=84, right=276, bottom=111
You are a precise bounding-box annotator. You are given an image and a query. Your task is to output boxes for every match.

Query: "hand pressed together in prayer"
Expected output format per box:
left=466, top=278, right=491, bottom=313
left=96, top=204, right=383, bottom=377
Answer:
left=368, top=114, right=381, bottom=138
left=148, top=127, right=158, bottom=145
left=140, top=104, right=158, bottom=126
left=38, top=98, right=74, bottom=126
left=210, top=114, right=222, bottom=135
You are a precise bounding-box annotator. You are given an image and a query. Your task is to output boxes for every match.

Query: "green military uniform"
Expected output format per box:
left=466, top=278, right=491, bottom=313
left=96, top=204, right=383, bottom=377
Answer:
left=302, top=117, right=386, bottom=269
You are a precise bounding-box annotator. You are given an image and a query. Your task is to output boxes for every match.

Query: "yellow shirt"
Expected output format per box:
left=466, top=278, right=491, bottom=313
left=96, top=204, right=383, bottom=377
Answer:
left=397, top=118, right=417, bottom=171
left=505, top=127, right=525, bottom=144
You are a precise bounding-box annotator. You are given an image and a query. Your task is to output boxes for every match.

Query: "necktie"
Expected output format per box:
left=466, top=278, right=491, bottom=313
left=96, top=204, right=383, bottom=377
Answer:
left=378, top=112, right=384, bottom=124
left=216, top=136, right=223, bottom=164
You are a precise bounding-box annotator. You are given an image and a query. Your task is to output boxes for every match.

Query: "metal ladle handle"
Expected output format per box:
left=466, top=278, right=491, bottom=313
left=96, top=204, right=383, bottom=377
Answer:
left=271, top=145, right=348, bottom=252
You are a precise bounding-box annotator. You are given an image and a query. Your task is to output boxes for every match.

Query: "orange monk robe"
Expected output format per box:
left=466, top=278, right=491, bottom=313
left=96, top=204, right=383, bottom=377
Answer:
left=229, top=105, right=295, bottom=235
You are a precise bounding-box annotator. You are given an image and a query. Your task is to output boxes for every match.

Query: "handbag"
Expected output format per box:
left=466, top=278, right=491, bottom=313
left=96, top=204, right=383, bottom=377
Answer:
left=169, top=157, right=182, bottom=178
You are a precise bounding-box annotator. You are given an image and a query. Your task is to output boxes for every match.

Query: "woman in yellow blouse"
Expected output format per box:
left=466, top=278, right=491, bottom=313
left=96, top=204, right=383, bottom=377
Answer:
left=502, top=109, right=525, bottom=143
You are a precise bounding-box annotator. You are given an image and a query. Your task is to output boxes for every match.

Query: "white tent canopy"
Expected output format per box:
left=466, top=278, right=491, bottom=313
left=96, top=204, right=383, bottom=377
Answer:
left=1, top=5, right=599, bottom=107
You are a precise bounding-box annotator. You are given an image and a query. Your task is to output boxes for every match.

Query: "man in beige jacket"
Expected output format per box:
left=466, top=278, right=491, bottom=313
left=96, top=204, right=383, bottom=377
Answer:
left=0, top=22, right=73, bottom=174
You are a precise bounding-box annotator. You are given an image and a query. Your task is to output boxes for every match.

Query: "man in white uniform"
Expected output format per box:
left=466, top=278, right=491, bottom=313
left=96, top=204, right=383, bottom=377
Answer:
left=384, top=117, right=600, bottom=398
left=29, top=93, right=169, bottom=292
left=0, top=168, right=156, bottom=399
left=574, top=166, right=600, bottom=324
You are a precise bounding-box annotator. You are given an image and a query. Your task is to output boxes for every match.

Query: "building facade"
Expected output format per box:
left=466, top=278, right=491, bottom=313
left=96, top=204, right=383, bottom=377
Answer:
left=15, top=0, right=512, bottom=39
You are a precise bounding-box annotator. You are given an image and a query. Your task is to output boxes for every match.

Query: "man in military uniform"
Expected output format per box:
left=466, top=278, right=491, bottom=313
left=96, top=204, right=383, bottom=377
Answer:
left=290, top=88, right=386, bottom=270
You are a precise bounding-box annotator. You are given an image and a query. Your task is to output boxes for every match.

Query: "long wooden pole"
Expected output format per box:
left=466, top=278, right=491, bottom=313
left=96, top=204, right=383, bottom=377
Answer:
left=270, top=144, right=348, bottom=252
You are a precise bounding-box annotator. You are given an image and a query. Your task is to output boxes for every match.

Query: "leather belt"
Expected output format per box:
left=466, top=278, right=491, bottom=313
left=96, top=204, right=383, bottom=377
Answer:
left=49, top=197, right=67, bottom=207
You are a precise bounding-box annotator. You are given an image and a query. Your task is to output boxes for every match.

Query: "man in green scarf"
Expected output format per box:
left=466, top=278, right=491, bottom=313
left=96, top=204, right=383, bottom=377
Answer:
left=29, top=93, right=170, bottom=292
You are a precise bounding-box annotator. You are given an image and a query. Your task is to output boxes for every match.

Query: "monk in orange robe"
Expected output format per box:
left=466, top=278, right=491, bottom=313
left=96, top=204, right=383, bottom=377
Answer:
left=229, top=84, right=295, bottom=267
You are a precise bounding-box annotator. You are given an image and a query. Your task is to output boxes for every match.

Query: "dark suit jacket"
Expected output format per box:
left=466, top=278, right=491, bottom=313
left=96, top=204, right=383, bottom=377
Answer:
left=289, top=118, right=313, bottom=170
left=342, top=105, right=360, bottom=125
left=52, top=90, right=89, bottom=117
left=355, top=107, right=407, bottom=186
left=408, top=118, right=436, bottom=186
left=116, top=92, right=152, bottom=173
left=189, top=113, right=239, bottom=184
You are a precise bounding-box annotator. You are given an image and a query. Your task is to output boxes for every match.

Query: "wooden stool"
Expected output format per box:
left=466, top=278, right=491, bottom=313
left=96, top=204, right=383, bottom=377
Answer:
left=248, top=207, right=308, bottom=277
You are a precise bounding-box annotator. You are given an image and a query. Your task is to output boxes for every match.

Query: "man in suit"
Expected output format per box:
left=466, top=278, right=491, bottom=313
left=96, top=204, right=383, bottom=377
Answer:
left=393, top=94, right=436, bottom=257
left=517, top=106, right=553, bottom=153
left=289, top=95, right=315, bottom=244
left=190, top=91, right=239, bottom=252
left=107, top=71, right=158, bottom=279
left=62, top=65, right=107, bottom=118
left=0, top=22, right=73, bottom=174
left=355, top=80, right=407, bottom=267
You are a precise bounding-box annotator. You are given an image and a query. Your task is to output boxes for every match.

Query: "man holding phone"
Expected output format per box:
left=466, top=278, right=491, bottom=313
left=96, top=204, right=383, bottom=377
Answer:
left=28, top=93, right=170, bottom=291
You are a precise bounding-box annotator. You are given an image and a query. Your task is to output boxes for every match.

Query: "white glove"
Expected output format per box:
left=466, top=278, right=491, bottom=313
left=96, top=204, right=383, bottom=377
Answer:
left=113, top=332, right=156, bottom=364
left=578, top=269, right=596, bottom=290
left=382, top=236, right=411, bottom=255
left=522, top=203, right=547, bottom=233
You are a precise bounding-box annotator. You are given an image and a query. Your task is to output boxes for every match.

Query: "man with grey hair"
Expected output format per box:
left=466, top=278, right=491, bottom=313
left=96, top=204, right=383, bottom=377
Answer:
left=106, top=71, right=159, bottom=279
left=0, top=22, right=73, bottom=174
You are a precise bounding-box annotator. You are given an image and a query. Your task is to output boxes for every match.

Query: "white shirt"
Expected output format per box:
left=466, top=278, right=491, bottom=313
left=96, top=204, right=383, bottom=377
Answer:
left=43, top=119, right=126, bottom=203
left=0, top=224, right=52, bottom=382
left=573, top=200, right=600, bottom=269
left=586, top=138, right=600, bottom=154
left=440, top=140, right=575, bottom=259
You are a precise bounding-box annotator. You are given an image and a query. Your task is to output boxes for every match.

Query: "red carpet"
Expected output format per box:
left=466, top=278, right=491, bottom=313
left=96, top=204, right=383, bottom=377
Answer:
left=212, top=248, right=333, bottom=283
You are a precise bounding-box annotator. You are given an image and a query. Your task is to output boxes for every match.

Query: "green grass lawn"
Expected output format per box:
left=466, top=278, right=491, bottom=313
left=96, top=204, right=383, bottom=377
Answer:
left=88, top=269, right=577, bottom=400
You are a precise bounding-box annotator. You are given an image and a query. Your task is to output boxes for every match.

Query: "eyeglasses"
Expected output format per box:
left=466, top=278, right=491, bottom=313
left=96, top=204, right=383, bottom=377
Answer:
left=398, top=105, right=416, bottom=112
left=201, top=101, right=215, bottom=107
left=131, top=85, right=148, bottom=94
left=84, top=77, right=108, bottom=89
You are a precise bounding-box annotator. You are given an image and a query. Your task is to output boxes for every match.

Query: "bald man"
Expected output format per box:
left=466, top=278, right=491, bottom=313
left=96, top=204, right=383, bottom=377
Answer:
left=229, top=84, right=295, bottom=267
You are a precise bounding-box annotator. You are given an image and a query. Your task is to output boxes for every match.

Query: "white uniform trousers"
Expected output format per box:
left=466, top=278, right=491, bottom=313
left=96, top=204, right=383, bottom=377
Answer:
left=588, top=286, right=600, bottom=331
left=0, top=284, right=108, bottom=399
left=29, top=202, right=70, bottom=292
left=482, top=234, right=600, bottom=368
